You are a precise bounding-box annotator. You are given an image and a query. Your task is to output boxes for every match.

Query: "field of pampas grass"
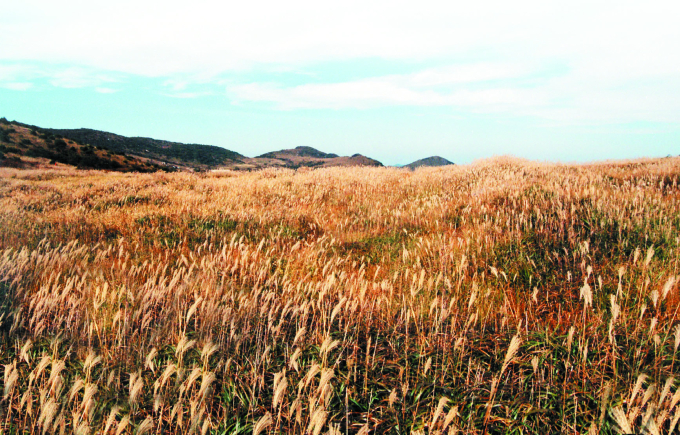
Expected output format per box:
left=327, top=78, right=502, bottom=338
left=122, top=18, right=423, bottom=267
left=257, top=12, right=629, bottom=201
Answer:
left=1, top=157, right=680, bottom=434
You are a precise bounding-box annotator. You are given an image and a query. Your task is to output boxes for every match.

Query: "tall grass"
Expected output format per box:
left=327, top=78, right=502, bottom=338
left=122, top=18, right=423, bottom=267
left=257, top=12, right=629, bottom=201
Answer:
left=0, top=157, right=679, bottom=434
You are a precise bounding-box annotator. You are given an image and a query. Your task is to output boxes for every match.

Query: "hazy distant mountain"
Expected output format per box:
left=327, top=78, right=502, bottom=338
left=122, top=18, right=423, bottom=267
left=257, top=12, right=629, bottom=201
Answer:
left=404, top=156, right=454, bottom=170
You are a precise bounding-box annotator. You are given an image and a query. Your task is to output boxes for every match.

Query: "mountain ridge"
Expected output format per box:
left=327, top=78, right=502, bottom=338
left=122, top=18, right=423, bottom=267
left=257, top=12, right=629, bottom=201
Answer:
left=257, top=146, right=339, bottom=159
left=240, top=146, right=382, bottom=170
left=0, top=118, right=167, bottom=172
left=404, top=156, right=455, bottom=170
left=42, top=127, right=245, bottom=169
left=29, top=122, right=384, bottom=170
left=1, top=118, right=438, bottom=171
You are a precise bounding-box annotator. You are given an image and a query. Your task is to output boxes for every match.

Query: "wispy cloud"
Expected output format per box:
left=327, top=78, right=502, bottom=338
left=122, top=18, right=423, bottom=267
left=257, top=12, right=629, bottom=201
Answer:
left=228, top=60, right=680, bottom=124
left=229, top=80, right=544, bottom=111
left=0, top=64, right=38, bottom=82
left=2, top=1, right=678, bottom=79
left=95, top=87, right=118, bottom=94
left=0, top=63, right=123, bottom=91
left=48, top=67, right=118, bottom=89
left=2, top=0, right=679, bottom=135
left=228, top=63, right=544, bottom=109
left=0, top=82, right=33, bottom=91
left=162, top=91, right=212, bottom=99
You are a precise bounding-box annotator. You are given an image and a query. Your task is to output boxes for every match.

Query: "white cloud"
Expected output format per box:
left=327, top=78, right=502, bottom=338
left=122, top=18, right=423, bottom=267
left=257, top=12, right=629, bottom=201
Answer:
left=95, top=87, right=118, bottom=94
left=2, top=0, right=679, bottom=124
left=228, top=61, right=680, bottom=124
left=228, top=64, right=548, bottom=110
left=0, top=64, right=41, bottom=90
left=163, top=78, right=189, bottom=92
left=406, top=64, right=535, bottom=88
left=230, top=80, right=432, bottom=109
left=0, top=63, right=122, bottom=90
left=162, top=91, right=212, bottom=99
left=1, top=82, right=33, bottom=91
left=2, top=0, right=679, bottom=79
left=48, top=67, right=118, bottom=88
left=0, top=64, right=38, bottom=82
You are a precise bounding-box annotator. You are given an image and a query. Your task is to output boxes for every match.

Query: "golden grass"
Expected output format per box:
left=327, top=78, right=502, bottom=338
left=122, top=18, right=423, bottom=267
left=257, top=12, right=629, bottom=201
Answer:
left=0, top=157, right=679, bottom=433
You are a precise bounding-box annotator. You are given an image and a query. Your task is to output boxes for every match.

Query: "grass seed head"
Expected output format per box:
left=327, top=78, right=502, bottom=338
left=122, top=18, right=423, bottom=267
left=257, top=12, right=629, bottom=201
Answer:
left=610, top=406, right=634, bottom=434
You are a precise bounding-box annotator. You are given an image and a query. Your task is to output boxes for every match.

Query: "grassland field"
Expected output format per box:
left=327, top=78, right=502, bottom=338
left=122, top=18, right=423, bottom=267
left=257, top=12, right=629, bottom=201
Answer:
left=1, top=157, right=680, bottom=434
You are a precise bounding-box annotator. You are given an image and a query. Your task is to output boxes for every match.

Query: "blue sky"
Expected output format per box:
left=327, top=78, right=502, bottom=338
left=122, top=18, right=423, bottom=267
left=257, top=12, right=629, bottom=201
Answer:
left=1, top=0, right=679, bottom=165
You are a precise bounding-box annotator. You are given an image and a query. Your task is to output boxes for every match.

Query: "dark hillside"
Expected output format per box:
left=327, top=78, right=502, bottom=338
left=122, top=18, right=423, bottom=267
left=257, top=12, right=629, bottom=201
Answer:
left=404, top=156, right=454, bottom=169
left=0, top=119, right=166, bottom=172
left=258, top=146, right=339, bottom=159
left=9, top=125, right=245, bottom=169
left=246, top=146, right=381, bottom=170
left=3, top=119, right=386, bottom=171
left=44, top=128, right=244, bottom=168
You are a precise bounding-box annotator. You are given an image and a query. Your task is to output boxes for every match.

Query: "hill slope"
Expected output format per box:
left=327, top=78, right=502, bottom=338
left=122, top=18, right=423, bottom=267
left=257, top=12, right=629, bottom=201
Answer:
left=0, top=119, right=166, bottom=172
left=2, top=119, right=386, bottom=171
left=404, top=156, right=454, bottom=170
left=230, top=146, right=382, bottom=170
left=257, top=146, right=339, bottom=159
left=40, top=127, right=245, bottom=169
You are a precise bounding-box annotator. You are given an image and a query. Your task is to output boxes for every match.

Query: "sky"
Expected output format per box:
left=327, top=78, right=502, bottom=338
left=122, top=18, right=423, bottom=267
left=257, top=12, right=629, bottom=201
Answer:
left=1, top=0, right=679, bottom=166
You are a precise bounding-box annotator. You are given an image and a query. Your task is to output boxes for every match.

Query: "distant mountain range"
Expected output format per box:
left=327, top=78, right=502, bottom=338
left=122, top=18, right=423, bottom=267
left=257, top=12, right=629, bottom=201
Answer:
left=1, top=118, right=453, bottom=171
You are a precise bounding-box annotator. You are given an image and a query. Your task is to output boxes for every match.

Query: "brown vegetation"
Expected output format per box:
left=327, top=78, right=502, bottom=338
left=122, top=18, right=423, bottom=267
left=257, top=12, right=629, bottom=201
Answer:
left=231, top=146, right=383, bottom=171
left=404, top=156, right=454, bottom=170
left=0, top=120, right=166, bottom=172
left=0, top=157, right=679, bottom=434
